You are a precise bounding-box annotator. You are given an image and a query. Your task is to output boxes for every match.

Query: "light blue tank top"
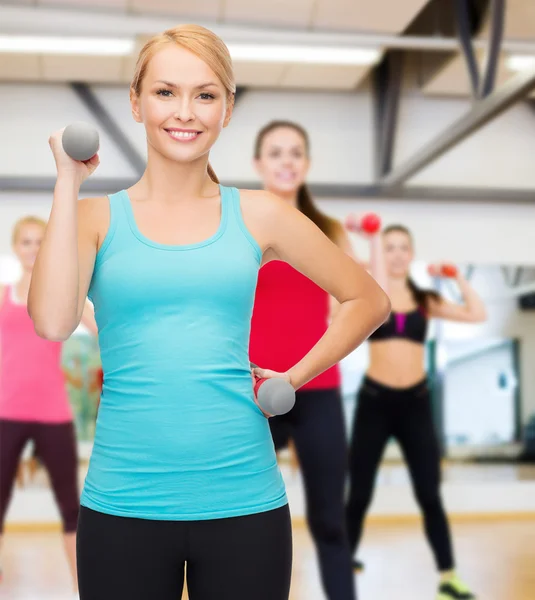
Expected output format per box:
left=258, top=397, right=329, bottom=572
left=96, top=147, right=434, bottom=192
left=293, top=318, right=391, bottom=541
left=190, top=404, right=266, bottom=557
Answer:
left=81, top=185, right=287, bottom=520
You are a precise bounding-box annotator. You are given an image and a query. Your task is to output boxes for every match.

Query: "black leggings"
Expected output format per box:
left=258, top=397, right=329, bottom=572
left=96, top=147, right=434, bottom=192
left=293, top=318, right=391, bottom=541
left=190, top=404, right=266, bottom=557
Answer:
left=270, top=387, right=356, bottom=600
left=77, top=505, right=292, bottom=600
left=0, top=419, right=79, bottom=533
left=346, top=377, right=454, bottom=571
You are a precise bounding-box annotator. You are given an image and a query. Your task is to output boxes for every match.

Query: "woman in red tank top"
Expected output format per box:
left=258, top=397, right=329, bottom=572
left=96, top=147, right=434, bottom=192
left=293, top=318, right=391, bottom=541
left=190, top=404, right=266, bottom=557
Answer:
left=250, top=121, right=387, bottom=600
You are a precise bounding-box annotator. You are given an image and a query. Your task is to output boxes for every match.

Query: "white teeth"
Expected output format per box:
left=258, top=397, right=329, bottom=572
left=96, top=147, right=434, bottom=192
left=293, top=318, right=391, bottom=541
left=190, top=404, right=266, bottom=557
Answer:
left=168, top=130, right=198, bottom=140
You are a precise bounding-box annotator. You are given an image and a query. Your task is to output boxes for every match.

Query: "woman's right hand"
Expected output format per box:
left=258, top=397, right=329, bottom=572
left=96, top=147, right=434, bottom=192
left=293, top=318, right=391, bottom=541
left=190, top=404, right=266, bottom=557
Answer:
left=428, top=263, right=458, bottom=278
left=48, top=128, right=100, bottom=184
left=344, top=213, right=382, bottom=239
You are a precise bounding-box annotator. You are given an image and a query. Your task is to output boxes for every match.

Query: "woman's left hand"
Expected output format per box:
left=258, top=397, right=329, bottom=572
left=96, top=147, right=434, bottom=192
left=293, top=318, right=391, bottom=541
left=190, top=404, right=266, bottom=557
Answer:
left=251, top=366, right=292, bottom=385
left=251, top=367, right=293, bottom=418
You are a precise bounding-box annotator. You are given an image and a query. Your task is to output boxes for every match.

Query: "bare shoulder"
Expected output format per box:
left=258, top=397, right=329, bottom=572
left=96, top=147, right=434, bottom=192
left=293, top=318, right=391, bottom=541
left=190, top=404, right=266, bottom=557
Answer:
left=330, top=220, right=346, bottom=242
left=238, top=189, right=285, bottom=218
left=78, top=195, right=111, bottom=250
left=0, top=284, right=5, bottom=305
left=79, top=195, right=110, bottom=220
left=237, top=189, right=289, bottom=254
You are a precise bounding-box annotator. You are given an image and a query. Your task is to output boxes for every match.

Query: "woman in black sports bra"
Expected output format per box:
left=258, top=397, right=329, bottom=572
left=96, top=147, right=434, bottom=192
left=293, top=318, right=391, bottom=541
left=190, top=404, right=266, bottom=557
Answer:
left=346, top=225, right=486, bottom=600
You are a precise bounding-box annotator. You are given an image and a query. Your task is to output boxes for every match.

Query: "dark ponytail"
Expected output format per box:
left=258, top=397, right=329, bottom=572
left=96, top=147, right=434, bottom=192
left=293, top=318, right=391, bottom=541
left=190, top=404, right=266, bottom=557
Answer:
left=384, top=225, right=441, bottom=311
left=254, top=120, right=339, bottom=242
left=296, top=183, right=338, bottom=241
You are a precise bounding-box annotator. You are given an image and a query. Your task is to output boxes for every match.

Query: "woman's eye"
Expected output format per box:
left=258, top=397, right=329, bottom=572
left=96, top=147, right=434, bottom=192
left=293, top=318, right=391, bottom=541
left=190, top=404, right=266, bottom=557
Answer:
left=156, top=89, right=173, bottom=97
left=199, top=93, right=215, bottom=100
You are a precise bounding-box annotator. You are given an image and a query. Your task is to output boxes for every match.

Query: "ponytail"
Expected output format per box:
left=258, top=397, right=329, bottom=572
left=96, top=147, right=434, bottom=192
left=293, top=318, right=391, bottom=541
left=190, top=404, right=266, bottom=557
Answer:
left=207, top=163, right=219, bottom=184
left=407, top=277, right=440, bottom=311
left=296, top=184, right=338, bottom=242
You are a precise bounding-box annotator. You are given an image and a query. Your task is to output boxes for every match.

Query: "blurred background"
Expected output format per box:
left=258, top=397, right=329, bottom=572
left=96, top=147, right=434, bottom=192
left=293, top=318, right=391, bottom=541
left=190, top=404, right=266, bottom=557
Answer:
left=1, top=0, right=535, bottom=599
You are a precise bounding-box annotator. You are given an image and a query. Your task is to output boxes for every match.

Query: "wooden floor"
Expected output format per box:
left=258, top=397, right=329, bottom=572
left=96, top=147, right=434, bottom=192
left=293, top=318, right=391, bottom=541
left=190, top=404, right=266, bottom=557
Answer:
left=1, top=520, right=534, bottom=600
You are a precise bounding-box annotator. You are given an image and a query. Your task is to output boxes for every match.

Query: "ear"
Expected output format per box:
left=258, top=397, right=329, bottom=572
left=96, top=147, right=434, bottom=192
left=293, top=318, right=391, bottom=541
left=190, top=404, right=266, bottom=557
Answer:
left=130, top=87, right=142, bottom=123
left=253, top=157, right=262, bottom=176
left=222, top=95, right=234, bottom=128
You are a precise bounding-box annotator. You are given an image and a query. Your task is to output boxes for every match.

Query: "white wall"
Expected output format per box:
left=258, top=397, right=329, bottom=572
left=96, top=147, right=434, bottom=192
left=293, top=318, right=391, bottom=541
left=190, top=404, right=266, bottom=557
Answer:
left=396, top=94, right=535, bottom=189
left=2, top=82, right=535, bottom=189
left=2, top=192, right=535, bottom=266
left=320, top=198, right=535, bottom=265
left=0, top=84, right=136, bottom=179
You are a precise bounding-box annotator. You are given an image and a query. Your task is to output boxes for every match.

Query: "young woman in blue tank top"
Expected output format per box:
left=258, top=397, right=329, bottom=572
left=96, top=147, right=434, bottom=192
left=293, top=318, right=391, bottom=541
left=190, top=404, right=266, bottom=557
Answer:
left=345, top=225, right=486, bottom=600
left=28, top=25, right=390, bottom=600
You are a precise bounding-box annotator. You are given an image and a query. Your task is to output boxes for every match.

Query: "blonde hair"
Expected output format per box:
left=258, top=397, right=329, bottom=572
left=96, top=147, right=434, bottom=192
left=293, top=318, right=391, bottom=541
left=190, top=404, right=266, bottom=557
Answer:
left=131, top=24, right=236, bottom=184
left=12, top=216, right=46, bottom=245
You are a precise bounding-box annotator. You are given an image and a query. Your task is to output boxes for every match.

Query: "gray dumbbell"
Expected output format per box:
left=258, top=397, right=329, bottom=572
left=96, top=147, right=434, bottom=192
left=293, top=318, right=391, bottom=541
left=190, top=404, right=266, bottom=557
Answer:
left=62, top=122, right=99, bottom=161
left=251, top=363, right=296, bottom=416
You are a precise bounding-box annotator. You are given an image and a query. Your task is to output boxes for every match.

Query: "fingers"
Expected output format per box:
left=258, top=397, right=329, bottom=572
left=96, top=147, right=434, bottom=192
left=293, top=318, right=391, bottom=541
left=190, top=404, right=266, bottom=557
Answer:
left=252, top=366, right=265, bottom=379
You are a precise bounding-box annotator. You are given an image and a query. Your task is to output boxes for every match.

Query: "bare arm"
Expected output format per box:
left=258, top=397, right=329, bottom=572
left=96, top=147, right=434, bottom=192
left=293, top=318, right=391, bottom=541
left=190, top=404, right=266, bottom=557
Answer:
left=335, top=224, right=388, bottom=291
left=427, top=272, right=487, bottom=323
left=80, top=300, right=98, bottom=336
left=366, top=234, right=389, bottom=292
left=252, top=193, right=391, bottom=390
left=28, top=129, right=100, bottom=341
left=329, top=225, right=389, bottom=319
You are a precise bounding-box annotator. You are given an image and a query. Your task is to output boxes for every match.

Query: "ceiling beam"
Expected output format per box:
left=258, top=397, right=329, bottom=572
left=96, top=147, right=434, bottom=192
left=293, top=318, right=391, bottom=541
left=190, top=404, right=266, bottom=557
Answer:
left=2, top=178, right=535, bottom=204
left=454, top=0, right=481, bottom=96
left=373, top=51, right=403, bottom=178
left=478, top=0, right=506, bottom=98
left=381, top=67, right=535, bottom=187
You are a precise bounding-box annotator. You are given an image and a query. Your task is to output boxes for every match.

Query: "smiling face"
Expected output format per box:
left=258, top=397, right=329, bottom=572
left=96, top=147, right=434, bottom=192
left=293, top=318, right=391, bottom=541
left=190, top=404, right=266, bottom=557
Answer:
left=130, top=44, right=233, bottom=165
left=12, top=222, right=45, bottom=273
left=383, top=229, right=414, bottom=279
left=254, top=126, right=310, bottom=196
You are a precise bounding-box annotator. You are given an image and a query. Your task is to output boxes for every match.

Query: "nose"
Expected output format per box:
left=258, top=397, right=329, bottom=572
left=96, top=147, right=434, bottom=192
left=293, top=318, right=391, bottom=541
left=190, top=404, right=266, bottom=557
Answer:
left=174, top=97, right=195, bottom=123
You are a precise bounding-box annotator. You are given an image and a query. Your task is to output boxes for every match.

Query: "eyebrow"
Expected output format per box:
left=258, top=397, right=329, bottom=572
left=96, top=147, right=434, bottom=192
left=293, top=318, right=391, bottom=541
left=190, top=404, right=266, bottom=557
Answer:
left=155, top=80, right=219, bottom=89
left=269, top=144, right=305, bottom=151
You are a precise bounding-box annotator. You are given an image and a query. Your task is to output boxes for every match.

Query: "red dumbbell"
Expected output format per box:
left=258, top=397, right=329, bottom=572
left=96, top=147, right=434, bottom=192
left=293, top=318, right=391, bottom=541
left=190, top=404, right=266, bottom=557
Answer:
left=345, top=213, right=382, bottom=235
left=427, top=264, right=458, bottom=278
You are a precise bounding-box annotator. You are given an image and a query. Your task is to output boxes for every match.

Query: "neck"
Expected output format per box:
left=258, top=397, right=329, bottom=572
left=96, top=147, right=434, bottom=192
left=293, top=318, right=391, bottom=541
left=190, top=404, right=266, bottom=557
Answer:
left=267, top=187, right=299, bottom=209
left=18, top=271, right=32, bottom=289
left=388, top=276, right=410, bottom=294
left=131, top=145, right=218, bottom=202
left=14, top=271, right=32, bottom=302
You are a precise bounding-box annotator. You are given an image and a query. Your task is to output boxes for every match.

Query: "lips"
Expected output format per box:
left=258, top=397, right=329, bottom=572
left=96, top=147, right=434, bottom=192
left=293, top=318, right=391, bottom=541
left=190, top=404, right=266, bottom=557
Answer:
left=275, top=172, right=297, bottom=182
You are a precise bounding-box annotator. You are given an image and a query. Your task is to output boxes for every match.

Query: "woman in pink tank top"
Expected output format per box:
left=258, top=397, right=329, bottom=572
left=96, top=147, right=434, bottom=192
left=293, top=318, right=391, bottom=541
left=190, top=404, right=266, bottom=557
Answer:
left=250, top=121, right=388, bottom=600
left=0, top=216, right=96, bottom=594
